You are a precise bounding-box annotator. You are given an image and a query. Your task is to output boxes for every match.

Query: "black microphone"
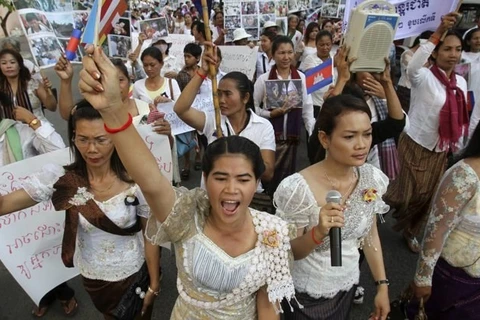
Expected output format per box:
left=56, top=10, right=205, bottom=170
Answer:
left=326, top=190, right=342, bottom=267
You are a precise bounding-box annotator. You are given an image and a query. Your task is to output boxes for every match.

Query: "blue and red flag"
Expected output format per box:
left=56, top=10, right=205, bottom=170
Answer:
left=305, top=58, right=334, bottom=95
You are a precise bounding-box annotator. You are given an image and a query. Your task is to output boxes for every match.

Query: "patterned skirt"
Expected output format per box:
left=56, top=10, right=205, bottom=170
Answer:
left=383, top=133, right=447, bottom=234
left=407, top=258, right=480, bottom=319
left=282, top=288, right=355, bottom=320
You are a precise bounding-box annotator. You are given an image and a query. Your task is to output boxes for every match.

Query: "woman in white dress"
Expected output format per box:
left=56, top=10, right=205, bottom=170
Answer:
left=298, top=22, right=319, bottom=66
left=462, top=27, right=480, bottom=138
left=76, top=46, right=298, bottom=319
left=0, top=101, right=160, bottom=319
left=274, top=94, right=390, bottom=320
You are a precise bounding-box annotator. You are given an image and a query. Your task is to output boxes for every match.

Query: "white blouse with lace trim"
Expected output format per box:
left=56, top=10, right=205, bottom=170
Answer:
left=274, top=164, right=389, bottom=299
left=414, top=160, right=480, bottom=287
left=146, top=188, right=297, bottom=317
left=21, top=164, right=150, bottom=282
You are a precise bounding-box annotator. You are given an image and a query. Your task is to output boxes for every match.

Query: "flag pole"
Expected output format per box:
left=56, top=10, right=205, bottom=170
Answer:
left=201, top=0, right=222, bottom=138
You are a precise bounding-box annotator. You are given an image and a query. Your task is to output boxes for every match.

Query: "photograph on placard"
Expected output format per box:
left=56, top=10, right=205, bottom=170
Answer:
left=241, top=1, right=258, bottom=15
left=108, top=35, right=131, bottom=59
left=224, top=2, right=241, bottom=15
left=14, top=0, right=73, bottom=12
left=337, top=4, right=345, bottom=18
left=242, top=15, right=258, bottom=29
left=139, top=17, right=168, bottom=39
left=0, top=36, right=35, bottom=62
left=45, top=12, right=75, bottom=38
left=321, top=3, right=340, bottom=18
left=296, top=0, right=311, bottom=11
left=73, top=11, right=89, bottom=30
left=245, top=28, right=259, bottom=40
left=259, top=1, right=275, bottom=14
left=260, top=14, right=276, bottom=29
left=225, top=16, right=241, bottom=29
left=57, top=38, right=83, bottom=62
left=276, top=17, right=287, bottom=35
left=276, top=1, right=288, bottom=17
left=110, top=18, right=131, bottom=37
left=225, top=28, right=235, bottom=43
left=27, top=34, right=63, bottom=67
left=73, top=0, right=94, bottom=10
left=265, top=79, right=303, bottom=109
left=19, top=11, right=54, bottom=35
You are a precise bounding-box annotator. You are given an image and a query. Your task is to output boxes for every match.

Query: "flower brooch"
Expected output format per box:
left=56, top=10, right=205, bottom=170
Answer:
left=362, top=188, right=390, bottom=223
left=362, top=188, right=378, bottom=203
left=262, top=230, right=280, bottom=248
left=69, top=187, right=94, bottom=206
left=124, top=191, right=139, bottom=206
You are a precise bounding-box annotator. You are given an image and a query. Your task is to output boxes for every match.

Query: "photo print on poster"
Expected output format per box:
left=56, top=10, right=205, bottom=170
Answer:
left=139, top=17, right=168, bottom=39
left=14, top=0, right=73, bottom=12
left=27, top=34, right=63, bottom=67
left=19, top=11, right=53, bottom=35
left=45, top=12, right=75, bottom=38
left=265, top=79, right=303, bottom=109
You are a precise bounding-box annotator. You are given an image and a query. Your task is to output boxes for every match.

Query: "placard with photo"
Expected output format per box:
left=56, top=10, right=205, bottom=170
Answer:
left=45, top=12, right=75, bottom=38
left=108, top=35, right=131, bottom=59
left=139, top=17, right=168, bottom=39
left=27, top=34, right=64, bottom=67
left=19, top=11, right=54, bottom=35
left=265, top=79, right=303, bottom=109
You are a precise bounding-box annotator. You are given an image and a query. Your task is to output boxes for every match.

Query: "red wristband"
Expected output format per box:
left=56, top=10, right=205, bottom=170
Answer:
left=197, top=70, right=208, bottom=81
left=104, top=113, right=133, bottom=134
left=311, top=228, right=323, bottom=245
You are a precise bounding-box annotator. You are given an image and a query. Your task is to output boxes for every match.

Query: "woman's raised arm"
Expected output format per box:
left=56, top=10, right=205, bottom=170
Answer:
left=79, top=46, right=175, bottom=223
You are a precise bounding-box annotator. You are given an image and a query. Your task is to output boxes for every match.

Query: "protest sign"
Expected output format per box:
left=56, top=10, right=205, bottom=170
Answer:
left=219, top=45, right=259, bottom=80
left=344, top=0, right=461, bottom=40
left=0, top=130, right=171, bottom=306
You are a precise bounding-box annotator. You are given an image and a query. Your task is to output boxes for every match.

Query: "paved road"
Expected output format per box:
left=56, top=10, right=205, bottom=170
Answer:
left=0, top=69, right=418, bottom=319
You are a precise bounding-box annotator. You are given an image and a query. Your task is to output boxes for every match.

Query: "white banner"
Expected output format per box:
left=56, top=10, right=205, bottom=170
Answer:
left=0, top=128, right=171, bottom=306
left=219, top=45, right=259, bottom=80
left=344, top=0, right=461, bottom=40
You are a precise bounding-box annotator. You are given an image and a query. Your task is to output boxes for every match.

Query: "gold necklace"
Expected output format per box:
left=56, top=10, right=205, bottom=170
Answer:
left=323, top=168, right=357, bottom=203
left=90, top=179, right=116, bottom=193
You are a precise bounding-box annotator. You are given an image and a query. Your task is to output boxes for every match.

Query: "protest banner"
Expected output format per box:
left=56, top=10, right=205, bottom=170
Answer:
left=219, top=45, right=259, bottom=80
left=344, top=0, right=462, bottom=40
left=0, top=130, right=171, bottom=306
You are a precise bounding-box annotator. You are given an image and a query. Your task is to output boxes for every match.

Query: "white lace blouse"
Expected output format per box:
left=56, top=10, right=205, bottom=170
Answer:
left=146, top=187, right=297, bottom=319
left=414, top=160, right=480, bottom=287
left=21, top=164, right=150, bottom=281
left=274, top=164, right=389, bottom=299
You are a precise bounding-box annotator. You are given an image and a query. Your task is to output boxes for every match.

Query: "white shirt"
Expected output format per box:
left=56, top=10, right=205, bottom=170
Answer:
left=133, top=78, right=182, bottom=103
left=461, top=51, right=480, bottom=138
left=406, top=41, right=468, bottom=152
left=397, top=49, right=414, bottom=88
left=0, top=121, right=65, bottom=167
left=256, top=52, right=275, bottom=78
left=299, top=46, right=316, bottom=64
left=253, top=70, right=315, bottom=136
left=366, top=98, right=380, bottom=169
left=22, top=164, right=150, bottom=281
left=161, top=55, right=183, bottom=77
left=299, top=53, right=336, bottom=107
left=288, top=30, right=303, bottom=53
left=201, top=109, right=276, bottom=192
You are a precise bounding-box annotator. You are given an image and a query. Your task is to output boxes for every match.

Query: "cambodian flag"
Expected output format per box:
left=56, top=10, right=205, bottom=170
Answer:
left=305, top=58, right=334, bottom=95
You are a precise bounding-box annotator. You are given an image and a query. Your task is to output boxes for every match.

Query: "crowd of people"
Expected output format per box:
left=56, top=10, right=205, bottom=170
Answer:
left=0, top=1, right=479, bottom=319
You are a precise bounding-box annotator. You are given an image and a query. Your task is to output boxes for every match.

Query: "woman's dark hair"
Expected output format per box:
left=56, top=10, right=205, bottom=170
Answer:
left=304, top=22, right=319, bottom=43
left=65, top=99, right=132, bottom=184
left=463, top=27, right=480, bottom=52
left=202, top=136, right=265, bottom=180
left=271, top=36, right=294, bottom=55
left=141, top=46, right=163, bottom=64
left=184, top=42, right=202, bottom=59
left=0, top=48, right=31, bottom=87
left=111, top=58, right=129, bottom=78
left=315, top=30, right=333, bottom=44
left=192, top=21, right=207, bottom=39
left=260, top=30, right=277, bottom=42
left=213, top=11, right=223, bottom=23
left=307, top=94, right=372, bottom=164
left=433, top=30, right=463, bottom=54
left=410, top=30, right=433, bottom=48
left=458, top=122, right=480, bottom=161
left=221, top=71, right=254, bottom=111
left=0, top=91, right=13, bottom=120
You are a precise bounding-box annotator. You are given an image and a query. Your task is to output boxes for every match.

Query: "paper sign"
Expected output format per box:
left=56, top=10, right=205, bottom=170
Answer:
left=219, top=45, right=259, bottom=80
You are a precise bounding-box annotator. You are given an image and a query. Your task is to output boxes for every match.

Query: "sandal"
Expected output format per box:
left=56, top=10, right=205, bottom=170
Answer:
left=181, top=168, right=190, bottom=180
left=60, top=297, right=78, bottom=317
left=31, top=305, right=49, bottom=318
